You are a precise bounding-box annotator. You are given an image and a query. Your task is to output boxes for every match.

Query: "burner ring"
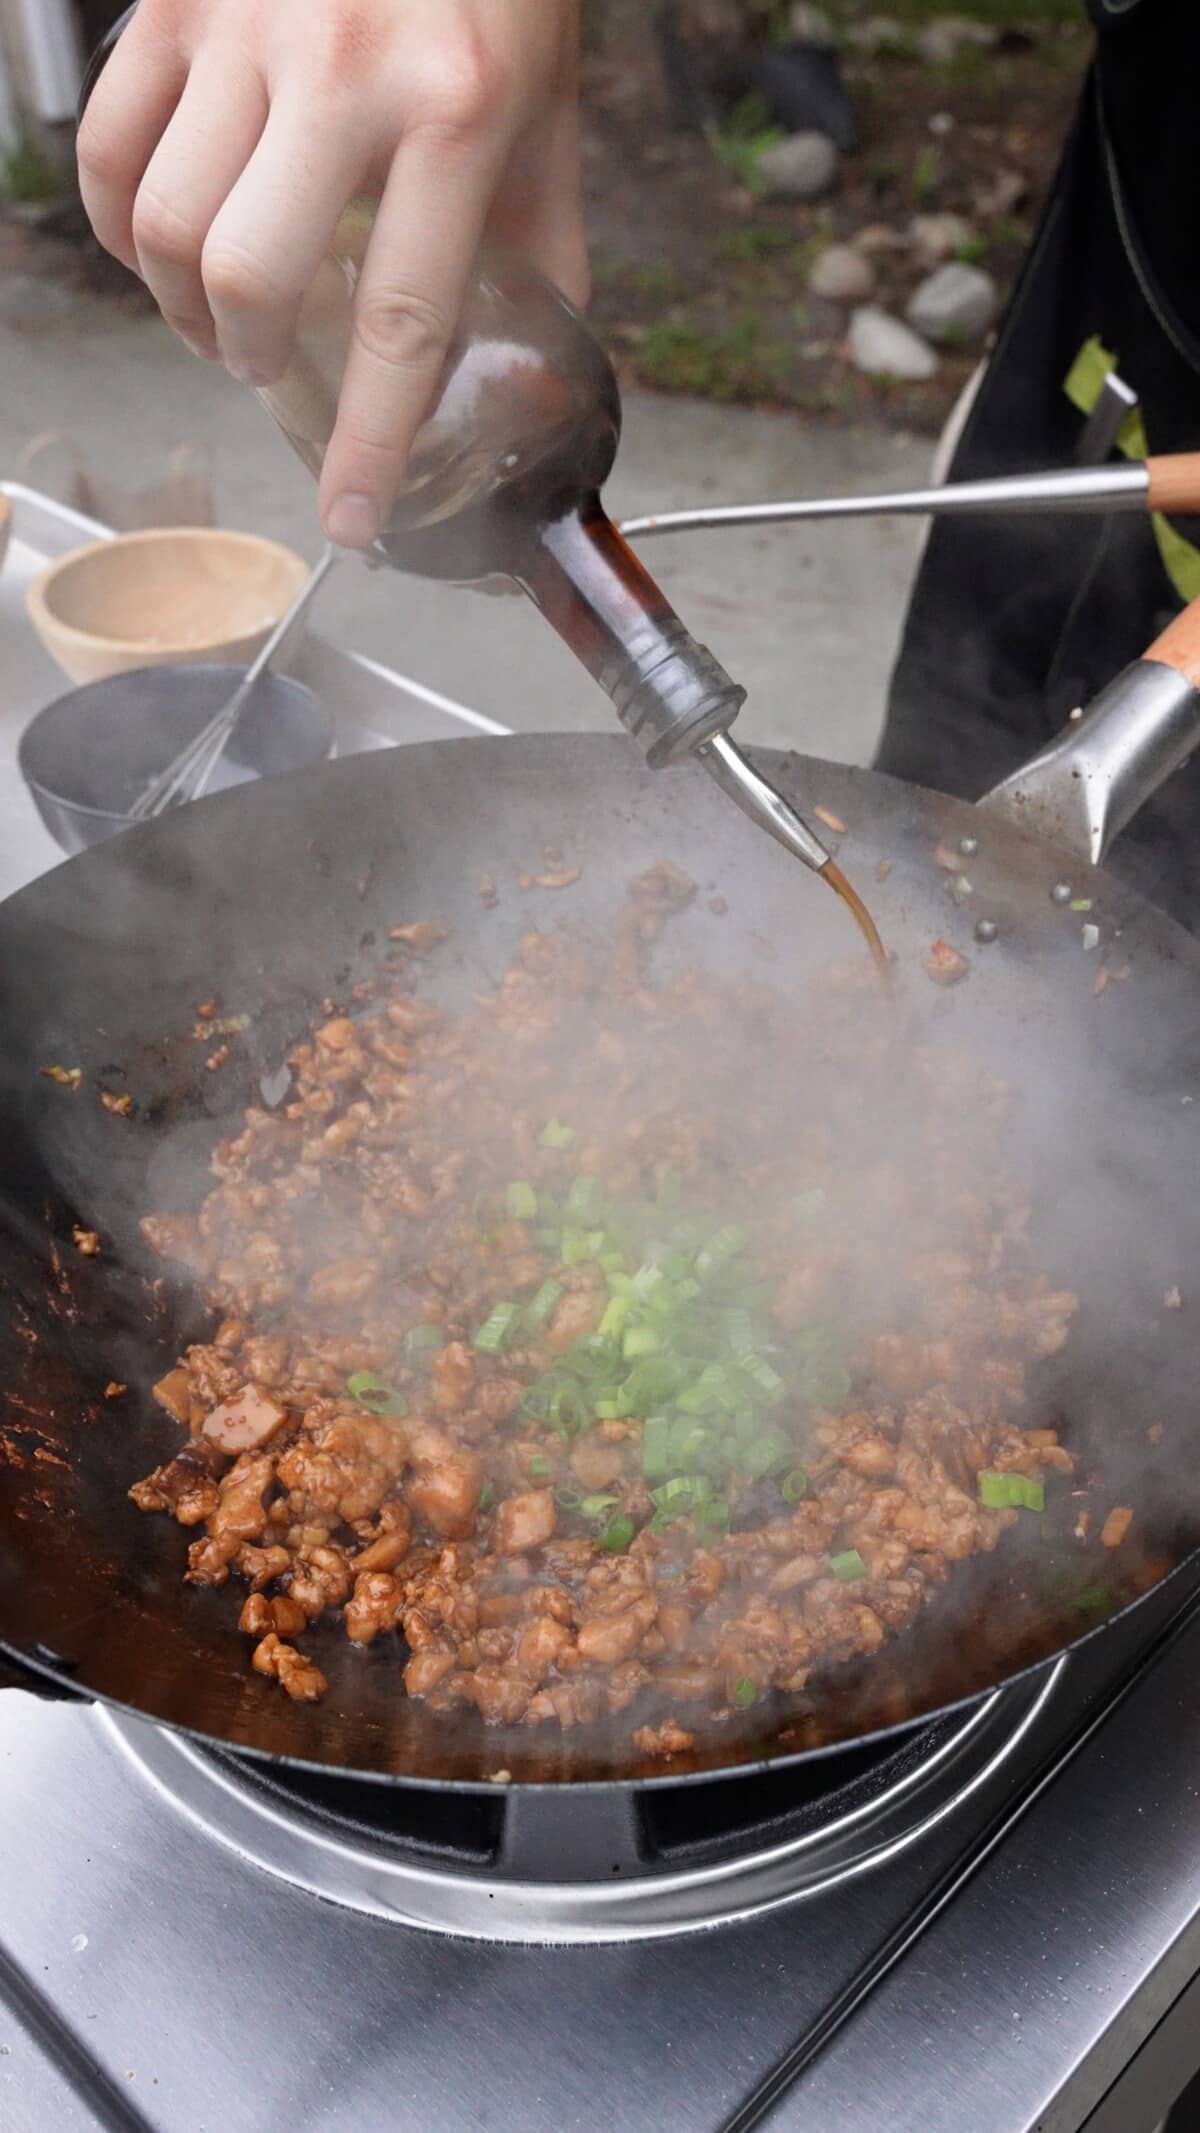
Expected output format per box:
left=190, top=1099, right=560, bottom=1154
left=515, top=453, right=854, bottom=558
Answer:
left=101, top=1662, right=1064, bottom=1944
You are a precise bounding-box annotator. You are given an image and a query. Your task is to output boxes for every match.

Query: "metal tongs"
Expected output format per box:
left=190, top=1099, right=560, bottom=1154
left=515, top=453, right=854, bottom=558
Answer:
left=618, top=449, right=1200, bottom=879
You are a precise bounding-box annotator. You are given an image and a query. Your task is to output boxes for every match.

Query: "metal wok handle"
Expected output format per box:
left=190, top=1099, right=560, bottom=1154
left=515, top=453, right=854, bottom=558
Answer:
left=979, top=599, right=1200, bottom=866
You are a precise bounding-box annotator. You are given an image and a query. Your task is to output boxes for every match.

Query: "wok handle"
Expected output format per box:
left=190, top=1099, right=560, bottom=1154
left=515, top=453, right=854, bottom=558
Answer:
left=980, top=597, right=1200, bottom=866
left=1145, top=593, right=1200, bottom=687
left=1146, top=453, right=1200, bottom=520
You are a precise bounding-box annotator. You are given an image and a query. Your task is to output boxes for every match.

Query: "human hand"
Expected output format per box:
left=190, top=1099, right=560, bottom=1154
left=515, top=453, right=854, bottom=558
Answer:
left=78, top=0, right=587, bottom=547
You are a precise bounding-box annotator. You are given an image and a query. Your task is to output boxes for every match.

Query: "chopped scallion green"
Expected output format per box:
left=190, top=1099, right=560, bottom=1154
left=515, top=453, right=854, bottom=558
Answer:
left=523, top=1279, right=563, bottom=1333
left=473, top=1301, right=521, bottom=1354
left=597, top=1512, right=635, bottom=1554
left=733, top=1676, right=757, bottom=1708
left=598, top=1296, right=630, bottom=1341
left=478, top=1481, right=496, bottom=1513
left=346, top=1371, right=407, bottom=1416
left=527, top=1455, right=551, bottom=1479
left=403, top=1324, right=445, bottom=1361
left=566, top=1175, right=602, bottom=1220
left=695, top=1223, right=748, bottom=1280
left=780, top=1467, right=809, bottom=1504
left=577, top=1492, right=620, bottom=1518
left=978, top=1470, right=1045, bottom=1513
left=540, top=1118, right=576, bottom=1150
left=642, top=1414, right=673, bottom=1477
left=623, top=1326, right=661, bottom=1361
left=506, top=1181, right=538, bottom=1221
left=831, top=1548, right=867, bottom=1582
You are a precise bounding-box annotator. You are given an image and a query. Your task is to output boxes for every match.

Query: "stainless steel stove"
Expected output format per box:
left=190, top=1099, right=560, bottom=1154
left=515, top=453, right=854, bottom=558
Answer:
left=3, top=484, right=1200, bottom=2133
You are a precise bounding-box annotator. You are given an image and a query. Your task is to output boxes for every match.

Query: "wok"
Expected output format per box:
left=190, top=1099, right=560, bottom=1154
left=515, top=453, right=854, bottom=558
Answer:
left=1, top=692, right=1200, bottom=1791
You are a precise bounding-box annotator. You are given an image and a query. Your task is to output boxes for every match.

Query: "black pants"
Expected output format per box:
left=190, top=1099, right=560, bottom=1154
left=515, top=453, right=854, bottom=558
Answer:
left=877, top=0, right=1200, bottom=931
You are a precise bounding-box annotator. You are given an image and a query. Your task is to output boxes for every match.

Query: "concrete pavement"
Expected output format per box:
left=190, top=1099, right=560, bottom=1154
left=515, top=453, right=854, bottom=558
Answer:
left=3, top=299, right=931, bottom=763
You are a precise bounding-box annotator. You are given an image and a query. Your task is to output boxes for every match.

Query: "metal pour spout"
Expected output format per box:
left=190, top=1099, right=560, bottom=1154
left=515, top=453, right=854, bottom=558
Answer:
left=698, top=732, right=831, bottom=874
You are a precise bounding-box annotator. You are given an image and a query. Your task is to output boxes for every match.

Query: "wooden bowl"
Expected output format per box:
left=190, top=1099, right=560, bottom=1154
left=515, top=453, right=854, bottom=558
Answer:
left=26, top=527, right=311, bottom=685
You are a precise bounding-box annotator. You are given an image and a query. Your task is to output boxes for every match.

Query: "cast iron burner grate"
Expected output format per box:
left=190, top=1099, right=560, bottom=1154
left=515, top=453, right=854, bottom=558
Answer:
left=101, top=1658, right=1064, bottom=1944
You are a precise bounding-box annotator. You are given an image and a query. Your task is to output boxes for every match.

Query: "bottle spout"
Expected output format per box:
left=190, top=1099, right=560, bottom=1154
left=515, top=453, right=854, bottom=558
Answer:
left=698, top=733, right=832, bottom=875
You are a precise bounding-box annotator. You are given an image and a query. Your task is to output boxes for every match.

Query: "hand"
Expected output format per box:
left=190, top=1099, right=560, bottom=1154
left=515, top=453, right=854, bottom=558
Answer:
left=78, top=0, right=587, bottom=548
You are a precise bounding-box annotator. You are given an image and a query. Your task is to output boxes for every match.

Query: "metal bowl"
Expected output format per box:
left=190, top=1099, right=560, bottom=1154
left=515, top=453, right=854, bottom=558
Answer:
left=19, top=661, right=336, bottom=854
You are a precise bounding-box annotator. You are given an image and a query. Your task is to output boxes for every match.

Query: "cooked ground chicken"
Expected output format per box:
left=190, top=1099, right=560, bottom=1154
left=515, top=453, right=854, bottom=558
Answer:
left=131, top=871, right=1077, bottom=1755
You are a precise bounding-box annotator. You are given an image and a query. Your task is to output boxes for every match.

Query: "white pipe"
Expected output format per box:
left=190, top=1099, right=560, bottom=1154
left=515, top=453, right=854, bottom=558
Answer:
left=13, top=0, right=83, bottom=123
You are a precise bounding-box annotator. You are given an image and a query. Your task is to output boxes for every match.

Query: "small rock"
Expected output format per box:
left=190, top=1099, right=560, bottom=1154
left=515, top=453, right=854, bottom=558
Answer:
left=848, top=306, right=939, bottom=381
left=907, top=262, right=999, bottom=346
left=0, top=273, right=79, bottom=331
left=789, top=2, right=835, bottom=47
left=909, top=211, right=974, bottom=265
left=843, top=14, right=907, bottom=55
left=757, top=130, right=838, bottom=201
left=852, top=222, right=911, bottom=256
left=916, top=14, right=999, bottom=65
left=808, top=243, right=875, bottom=301
left=972, top=168, right=1027, bottom=220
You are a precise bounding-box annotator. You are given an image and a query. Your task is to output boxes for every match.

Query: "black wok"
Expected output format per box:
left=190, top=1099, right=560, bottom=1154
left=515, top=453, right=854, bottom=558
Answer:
left=1, top=730, right=1199, bottom=1789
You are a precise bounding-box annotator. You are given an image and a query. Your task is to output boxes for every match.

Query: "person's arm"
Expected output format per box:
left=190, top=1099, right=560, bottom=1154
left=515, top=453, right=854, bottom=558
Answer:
left=77, top=0, right=587, bottom=549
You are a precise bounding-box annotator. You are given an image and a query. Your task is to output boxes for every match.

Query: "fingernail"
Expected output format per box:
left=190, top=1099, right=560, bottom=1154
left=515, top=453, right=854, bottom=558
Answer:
left=326, top=493, right=381, bottom=548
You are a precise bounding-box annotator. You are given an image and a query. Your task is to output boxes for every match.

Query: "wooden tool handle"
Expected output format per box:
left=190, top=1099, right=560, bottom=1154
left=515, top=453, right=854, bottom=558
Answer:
left=1146, top=597, right=1200, bottom=688
left=1145, top=453, right=1200, bottom=515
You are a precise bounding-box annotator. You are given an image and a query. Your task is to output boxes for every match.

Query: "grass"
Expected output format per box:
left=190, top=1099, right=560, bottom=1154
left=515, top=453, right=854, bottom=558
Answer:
left=717, top=222, right=796, bottom=264
left=911, top=145, right=943, bottom=206
left=710, top=92, right=785, bottom=198
left=636, top=307, right=793, bottom=402
left=0, top=135, right=62, bottom=206
left=827, top=0, right=1080, bottom=23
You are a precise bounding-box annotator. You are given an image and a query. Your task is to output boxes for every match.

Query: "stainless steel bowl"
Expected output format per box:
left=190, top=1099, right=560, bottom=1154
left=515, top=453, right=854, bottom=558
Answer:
left=19, top=661, right=336, bottom=853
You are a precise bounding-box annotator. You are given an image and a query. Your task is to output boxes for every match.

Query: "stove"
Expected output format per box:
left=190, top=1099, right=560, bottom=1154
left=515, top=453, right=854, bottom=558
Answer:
left=3, top=484, right=1200, bottom=2133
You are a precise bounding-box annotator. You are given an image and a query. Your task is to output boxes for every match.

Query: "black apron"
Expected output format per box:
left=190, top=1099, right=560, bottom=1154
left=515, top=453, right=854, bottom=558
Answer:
left=876, top=0, right=1200, bottom=928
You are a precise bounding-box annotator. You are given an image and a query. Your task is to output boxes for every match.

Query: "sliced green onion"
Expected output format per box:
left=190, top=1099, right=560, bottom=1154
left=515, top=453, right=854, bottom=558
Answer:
left=1069, top=897, right=1093, bottom=913
left=404, top=1324, right=445, bottom=1361
left=740, top=1426, right=791, bottom=1481
left=540, top=1118, right=576, bottom=1150
left=523, top=1279, right=563, bottom=1332
left=578, top=1492, right=620, bottom=1519
left=506, top=1181, right=538, bottom=1221
left=670, top=1420, right=713, bottom=1471
left=733, top=1676, right=757, bottom=1708
left=561, top=1230, right=598, bottom=1267
left=478, top=1481, right=496, bottom=1513
left=1073, top=1582, right=1115, bottom=1621
left=695, top=1223, right=748, bottom=1280
left=473, top=1301, right=521, bottom=1354
left=547, top=1383, right=591, bottom=1437
left=632, top=1262, right=665, bottom=1302
left=346, top=1370, right=408, bottom=1416
left=566, top=1175, right=602, bottom=1220
left=594, top=1396, right=625, bottom=1419
left=831, top=1548, right=867, bottom=1582
left=642, top=1414, right=673, bottom=1477
left=725, top=1307, right=755, bottom=1355
left=533, top=1226, right=562, bottom=1249
left=696, top=1494, right=731, bottom=1535
left=780, top=1467, right=809, bottom=1504
left=737, top=1351, right=786, bottom=1404
left=978, top=1470, right=1044, bottom=1513
left=598, top=1250, right=627, bottom=1275
left=527, top=1455, right=552, bottom=1479
left=597, top=1512, right=635, bottom=1554
left=623, top=1326, right=661, bottom=1361
left=598, top=1295, right=630, bottom=1341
